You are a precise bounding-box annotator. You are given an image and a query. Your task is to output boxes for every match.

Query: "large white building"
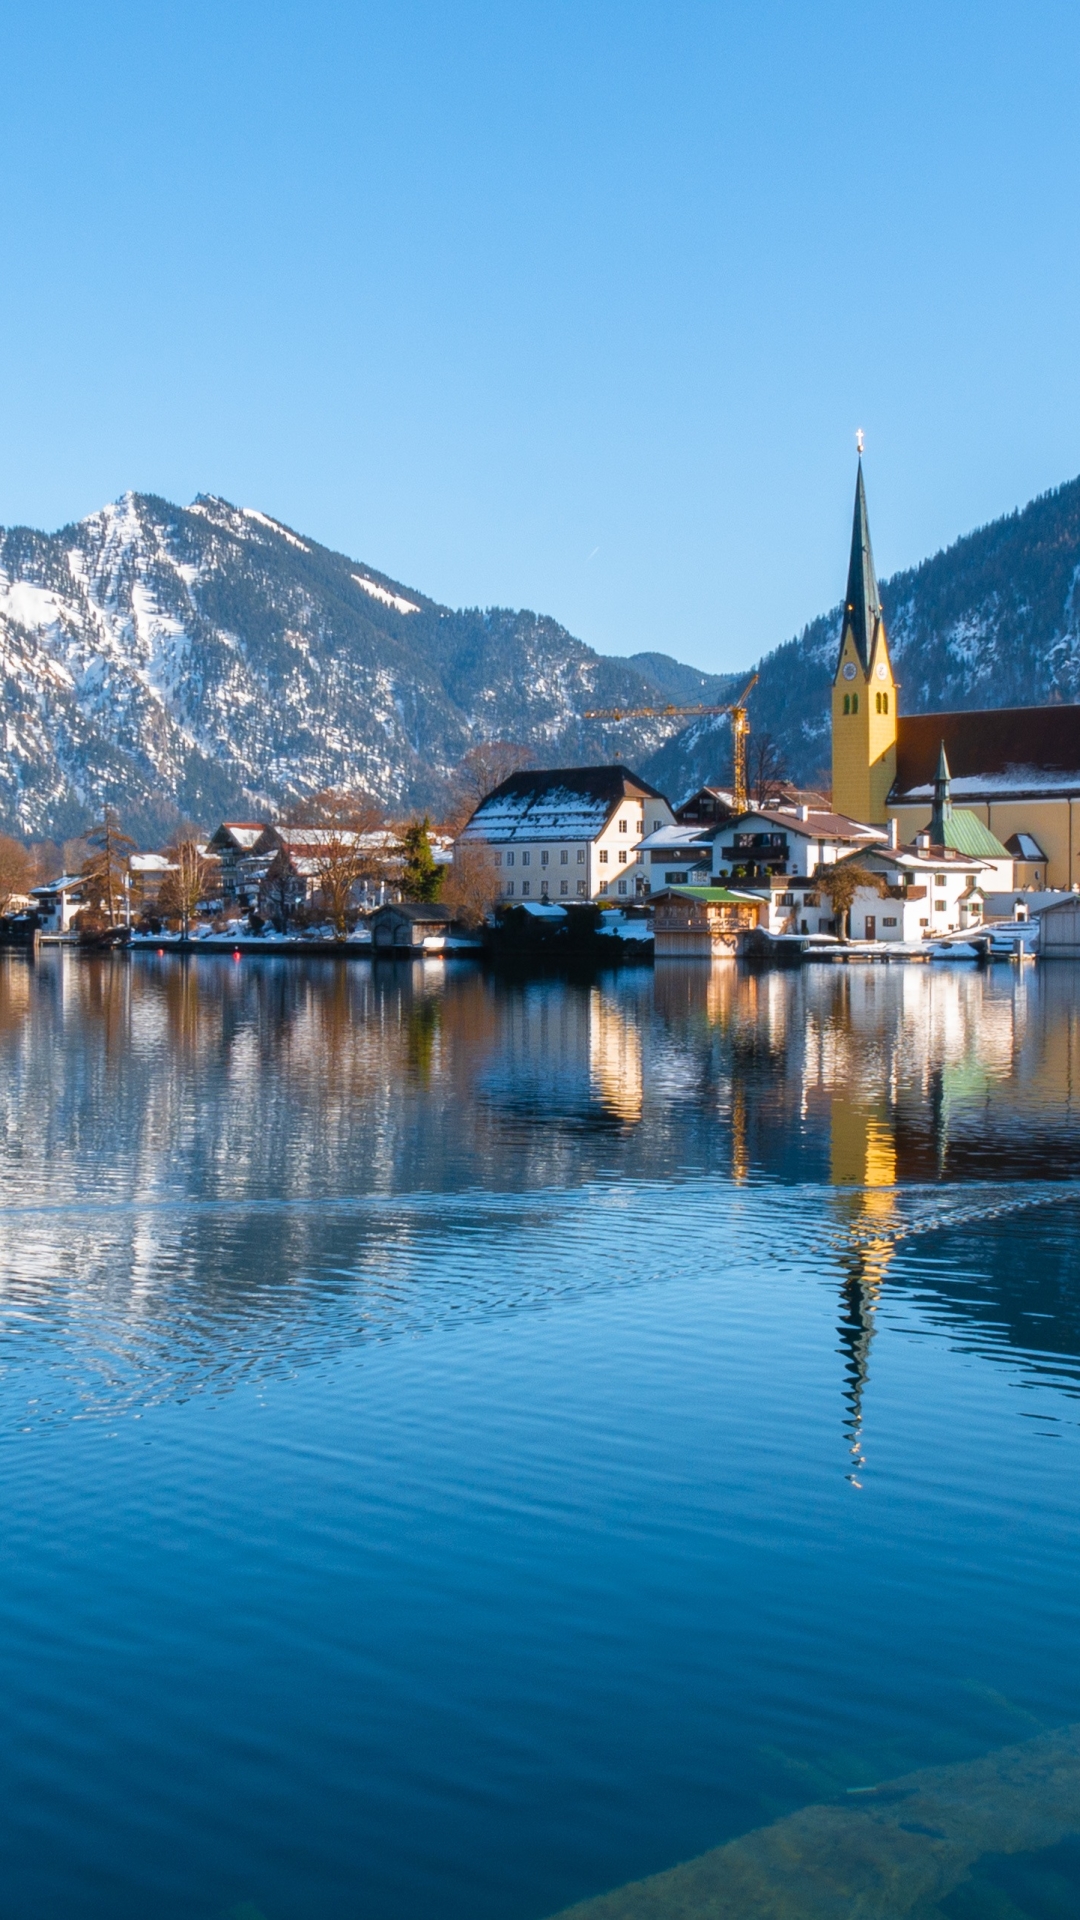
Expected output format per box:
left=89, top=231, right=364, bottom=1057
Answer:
left=457, top=765, right=674, bottom=901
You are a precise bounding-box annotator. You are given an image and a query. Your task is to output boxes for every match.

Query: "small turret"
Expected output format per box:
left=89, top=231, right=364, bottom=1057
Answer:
left=929, top=741, right=953, bottom=845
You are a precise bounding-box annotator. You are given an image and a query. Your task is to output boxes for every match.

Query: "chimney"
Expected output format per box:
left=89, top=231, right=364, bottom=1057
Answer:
left=916, top=830, right=930, bottom=851
left=796, top=804, right=809, bottom=822
left=887, top=818, right=898, bottom=850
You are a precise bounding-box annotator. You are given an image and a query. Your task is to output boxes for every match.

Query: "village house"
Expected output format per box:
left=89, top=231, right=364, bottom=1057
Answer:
left=832, top=833, right=999, bottom=942
left=457, top=765, right=674, bottom=901
left=651, top=886, right=763, bottom=958
left=29, top=875, right=84, bottom=933
left=638, top=803, right=888, bottom=932
left=205, top=823, right=270, bottom=905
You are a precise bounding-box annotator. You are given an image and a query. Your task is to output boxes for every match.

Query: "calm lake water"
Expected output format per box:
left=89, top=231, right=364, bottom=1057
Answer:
left=1, top=950, right=1079, bottom=1919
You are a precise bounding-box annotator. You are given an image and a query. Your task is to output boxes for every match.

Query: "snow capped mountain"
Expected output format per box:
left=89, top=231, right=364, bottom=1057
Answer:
left=3, top=471, right=1079, bottom=839
left=0, top=492, right=735, bottom=840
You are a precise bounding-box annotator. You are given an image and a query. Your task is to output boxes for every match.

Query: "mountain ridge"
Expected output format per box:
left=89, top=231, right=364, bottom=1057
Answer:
left=1, top=474, right=1079, bottom=841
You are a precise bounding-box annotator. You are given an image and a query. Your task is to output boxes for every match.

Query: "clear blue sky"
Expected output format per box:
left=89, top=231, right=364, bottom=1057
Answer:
left=1, top=1, right=1078, bottom=673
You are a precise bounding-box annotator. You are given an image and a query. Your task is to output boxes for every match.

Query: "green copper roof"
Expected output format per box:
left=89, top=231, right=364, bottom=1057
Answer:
left=660, top=886, right=761, bottom=903
left=841, top=460, right=883, bottom=673
left=941, top=809, right=1010, bottom=859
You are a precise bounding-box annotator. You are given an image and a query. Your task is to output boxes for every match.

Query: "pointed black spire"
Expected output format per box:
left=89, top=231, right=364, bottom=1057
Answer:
left=929, top=740, right=952, bottom=845
left=842, top=459, right=883, bottom=672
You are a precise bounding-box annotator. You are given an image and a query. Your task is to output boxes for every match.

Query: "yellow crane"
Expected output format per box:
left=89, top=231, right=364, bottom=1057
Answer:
left=584, top=673, right=759, bottom=813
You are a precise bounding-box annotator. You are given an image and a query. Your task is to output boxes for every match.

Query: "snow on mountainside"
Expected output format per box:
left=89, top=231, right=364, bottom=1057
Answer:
left=3, top=473, right=1080, bottom=838
left=640, top=472, right=1080, bottom=804
left=0, top=491, right=738, bottom=840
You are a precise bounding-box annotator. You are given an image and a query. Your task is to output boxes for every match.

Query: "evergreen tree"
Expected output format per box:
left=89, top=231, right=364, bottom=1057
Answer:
left=400, top=816, right=442, bottom=902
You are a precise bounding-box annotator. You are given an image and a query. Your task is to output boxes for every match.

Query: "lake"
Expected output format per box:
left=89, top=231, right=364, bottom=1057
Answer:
left=1, top=950, right=1079, bottom=1919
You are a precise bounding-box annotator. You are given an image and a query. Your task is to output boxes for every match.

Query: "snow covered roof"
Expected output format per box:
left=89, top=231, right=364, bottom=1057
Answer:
left=460, top=765, right=669, bottom=845
left=208, top=823, right=268, bottom=851
left=637, top=823, right=713, bottom=851
left=30, top=874, right=84, bottom=895
left=1006, top=832, right=1049, bottom=861
left=892, top=706, right=1080, bottom=802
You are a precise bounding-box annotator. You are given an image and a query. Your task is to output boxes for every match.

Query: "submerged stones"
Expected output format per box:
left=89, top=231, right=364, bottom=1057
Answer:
left=552, top=1723, right=1080, bottom=1918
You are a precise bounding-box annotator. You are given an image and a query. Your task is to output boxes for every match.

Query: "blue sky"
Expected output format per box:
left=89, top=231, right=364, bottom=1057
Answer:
left=1, top=1, right=1078, bottom=672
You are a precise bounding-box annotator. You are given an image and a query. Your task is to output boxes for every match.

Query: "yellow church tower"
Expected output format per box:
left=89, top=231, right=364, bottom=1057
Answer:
left=831, top=457, right=897, bottom=823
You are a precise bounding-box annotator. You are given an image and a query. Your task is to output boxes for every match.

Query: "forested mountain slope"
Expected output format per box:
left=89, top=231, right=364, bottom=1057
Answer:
left=651, top=472, right=1080, bottom=800
left=1, top=474, right=1078, bottom=837
left=0, top=492, right=739, bottom=840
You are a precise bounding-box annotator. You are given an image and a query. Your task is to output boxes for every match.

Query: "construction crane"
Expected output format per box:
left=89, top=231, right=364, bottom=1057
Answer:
left=584, top=672, right=759, bottom=813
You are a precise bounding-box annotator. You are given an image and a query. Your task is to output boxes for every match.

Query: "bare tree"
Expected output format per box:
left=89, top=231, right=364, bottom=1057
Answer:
left=441, top=841, right=501, bottom=927
left=749, top=733, right=789, bottom=813
left=259, top=849, right=305, bottom=932
left=0, top=835, right=32, bottom=915
left=449, top=741, right=536, bottom=826
left=81, top=808, right=136, bottom=927
left=812, top=862, right=886, bottom=941
left=158, top=839, right=216, bottom=936
left=285, top=789, right=386, bottom=935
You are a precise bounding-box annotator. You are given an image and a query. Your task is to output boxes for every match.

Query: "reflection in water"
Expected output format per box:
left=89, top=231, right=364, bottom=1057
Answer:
left=830, top=1100, right=899, bottom=1481
left=1, top=953, right=1080, bottom=1920
left=0, top=953, right=1079, bottom=1436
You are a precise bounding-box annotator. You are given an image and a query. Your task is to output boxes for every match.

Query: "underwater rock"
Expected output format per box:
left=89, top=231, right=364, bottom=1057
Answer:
left=550, top=1723, right=1080, bottom=1918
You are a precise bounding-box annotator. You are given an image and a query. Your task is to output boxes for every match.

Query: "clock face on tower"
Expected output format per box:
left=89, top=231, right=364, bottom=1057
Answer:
left=842, top=662, right=857, bottom=681
left=876, top=661, right=888, bottom=680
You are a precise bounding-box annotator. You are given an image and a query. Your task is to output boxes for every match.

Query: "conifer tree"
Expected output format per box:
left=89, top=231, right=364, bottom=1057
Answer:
left=399, top=817, right=442, bottom=903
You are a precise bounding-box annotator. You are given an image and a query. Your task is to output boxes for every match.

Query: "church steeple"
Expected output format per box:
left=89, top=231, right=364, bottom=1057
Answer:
left=831, top=452, right=898, bottom=825
left=843, top=460, right=883, bottom=673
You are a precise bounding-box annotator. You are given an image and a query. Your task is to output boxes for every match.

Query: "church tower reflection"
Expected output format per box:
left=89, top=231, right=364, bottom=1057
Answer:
left=830, top=1096, right=899, bottom=1484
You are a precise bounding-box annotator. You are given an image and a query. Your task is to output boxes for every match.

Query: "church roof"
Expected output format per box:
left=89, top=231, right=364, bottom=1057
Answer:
left=841, top=460, right=883, bottom=673
left=892, top=705, right=1080, bottom=801
left=939, top=810, right=1010, bottom=860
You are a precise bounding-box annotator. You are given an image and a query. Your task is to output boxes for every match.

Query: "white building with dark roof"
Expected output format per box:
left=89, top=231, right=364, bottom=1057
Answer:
left=457, top=765, right=674, bottom=901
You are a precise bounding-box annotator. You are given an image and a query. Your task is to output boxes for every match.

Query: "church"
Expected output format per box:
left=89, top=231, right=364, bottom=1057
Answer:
left=831, top=462, right=1080, bottom=890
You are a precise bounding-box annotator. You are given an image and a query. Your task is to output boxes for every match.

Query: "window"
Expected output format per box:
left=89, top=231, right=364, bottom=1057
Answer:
left=665, top=871, right=688, bottom=884
left=618, top=879, right=628, bottom=894
left=843, top=694, right=850, bottom=715
left=541, top=850, right=549, bottom=866
left=560, top=849, right=568, bottom=865
left=522, top=881, right=530, bottom=896
left=506, top=881, right=514, bottom=896
left=920, top=917, right=929, bottom=927
left=577, top=880, right=587, bottom=896
left=599, top=849, right=609, bottom=864
left=599, top=881, right=608, bottom=894
left=619, top=818, right=628, bottom=832
left=935, top=899, right=947, bottom=911
left=506, top=851, right=514, bottom=866
left=560, top=880, right=568, bottom=896
left=653, top=819, right=662, bottom=831
left=966, top=875, right=976, bottom=886
left=883, top=692, right=889, bottom=713
left=618, top=850, right=627, bottom=863
left=882, top=915, right=898, bottom=927
left=576, top=849, right=585, bottom=864
left=541, top=879, right=548, bottom=895
left=521, top=850, right=530, bottom=866
left=492, top=851, right=501, bottom=868
left=934, top=874, right=945, bottom=885
left=804, top=891, right=820, bottom=906
left=852, top=692, right=859, bottom=712
left=779, top=892, right=794, bottom=906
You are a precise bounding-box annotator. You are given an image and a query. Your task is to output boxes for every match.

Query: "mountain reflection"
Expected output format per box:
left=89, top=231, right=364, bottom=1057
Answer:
left=0, top=951, right=1078, bottom=1422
